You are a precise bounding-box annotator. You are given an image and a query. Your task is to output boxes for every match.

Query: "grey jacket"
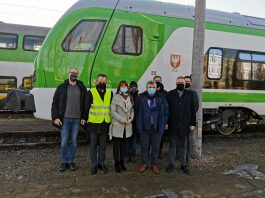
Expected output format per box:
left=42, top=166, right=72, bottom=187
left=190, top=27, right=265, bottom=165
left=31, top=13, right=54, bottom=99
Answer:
left=109, top=94, right=134, bottom=139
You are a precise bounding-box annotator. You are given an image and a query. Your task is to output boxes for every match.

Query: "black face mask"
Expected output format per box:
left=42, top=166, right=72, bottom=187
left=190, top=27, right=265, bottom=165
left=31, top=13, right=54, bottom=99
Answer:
left=97, top=82, right=106, bottom=90
left=185, top=83, right=191, bottom=89
left=176, top=83, right=185, bottom=91
left=130, top=87, right=138, bottom=94
left=70, top=75, right=77, bottom=82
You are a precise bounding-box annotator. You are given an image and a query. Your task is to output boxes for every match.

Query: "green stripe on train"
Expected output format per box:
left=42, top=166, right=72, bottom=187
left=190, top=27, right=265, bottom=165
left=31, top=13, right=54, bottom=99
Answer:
left=203, top=92, right=265, bottom=102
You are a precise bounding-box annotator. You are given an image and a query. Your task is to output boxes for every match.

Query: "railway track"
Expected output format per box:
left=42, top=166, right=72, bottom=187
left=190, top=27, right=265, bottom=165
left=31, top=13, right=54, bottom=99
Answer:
left=0, top=130, right=87, bottom=147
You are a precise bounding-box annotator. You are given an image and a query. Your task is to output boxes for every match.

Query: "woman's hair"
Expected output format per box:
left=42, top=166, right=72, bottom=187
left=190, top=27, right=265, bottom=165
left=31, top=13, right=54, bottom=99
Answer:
left=116, top=80, right=134, bottom=104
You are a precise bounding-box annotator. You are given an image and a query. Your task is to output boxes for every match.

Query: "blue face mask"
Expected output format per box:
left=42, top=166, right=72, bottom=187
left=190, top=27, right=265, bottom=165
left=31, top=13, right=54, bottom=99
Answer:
left=147, top=88, right=156, bottom=95
left=120, top=87, right=128, bottom=94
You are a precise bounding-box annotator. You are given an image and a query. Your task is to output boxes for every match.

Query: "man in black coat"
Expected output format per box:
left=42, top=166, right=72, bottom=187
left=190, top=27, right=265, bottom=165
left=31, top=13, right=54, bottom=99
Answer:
left=51, top=68, right=87, bottom=172
left=166, top=76, right=196, bottom=174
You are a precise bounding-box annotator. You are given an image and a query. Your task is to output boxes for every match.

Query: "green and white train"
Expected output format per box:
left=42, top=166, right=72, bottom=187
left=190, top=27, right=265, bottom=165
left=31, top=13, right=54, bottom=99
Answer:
left=0, top=22, right=49, bottom=109
left=32, top=0, right=265, bottom=135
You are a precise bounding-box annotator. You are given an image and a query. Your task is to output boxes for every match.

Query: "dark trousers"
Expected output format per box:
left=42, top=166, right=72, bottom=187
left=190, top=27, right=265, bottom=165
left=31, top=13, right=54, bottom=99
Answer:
left=113, top=136, right=127, bottom=162
left=90, top=131, right=107, bottom=167
left=140, top=128, right=162, bottom=166
left=126, top=130, right=138, bottom=160
left=169, top=134, right=187, bottom=166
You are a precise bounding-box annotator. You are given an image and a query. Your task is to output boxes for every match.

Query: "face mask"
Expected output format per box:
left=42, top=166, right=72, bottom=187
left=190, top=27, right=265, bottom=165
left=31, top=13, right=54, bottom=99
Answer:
left=176, top=84, right=184, bottom=91
left=120, top=87, right=128, bottom=94
left=70, top=75, right=77, bottom=82
left=97, top=82, right=106, bottom=90
left=147, top=88, right=156, bottom=95
left=185, top=83, right=191, bottom=89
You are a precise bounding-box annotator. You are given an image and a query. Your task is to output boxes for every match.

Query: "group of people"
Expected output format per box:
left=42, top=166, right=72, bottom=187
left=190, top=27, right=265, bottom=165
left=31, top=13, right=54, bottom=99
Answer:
left=51, top=68, right=199, bottom=175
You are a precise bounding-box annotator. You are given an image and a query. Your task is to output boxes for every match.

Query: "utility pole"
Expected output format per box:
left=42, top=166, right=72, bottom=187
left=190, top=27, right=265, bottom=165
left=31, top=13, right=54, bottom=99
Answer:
left=191, top=0, right=206, bottom=159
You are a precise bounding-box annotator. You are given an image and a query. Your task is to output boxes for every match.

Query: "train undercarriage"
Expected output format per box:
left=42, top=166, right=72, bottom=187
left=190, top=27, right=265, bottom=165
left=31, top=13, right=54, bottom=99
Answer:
left=203, top=107, right=263, bottom=135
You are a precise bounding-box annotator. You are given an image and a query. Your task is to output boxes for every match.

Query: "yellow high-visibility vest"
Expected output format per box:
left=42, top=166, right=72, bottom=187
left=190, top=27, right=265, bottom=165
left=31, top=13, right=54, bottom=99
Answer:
left=88, top=88, right=111, bottom=123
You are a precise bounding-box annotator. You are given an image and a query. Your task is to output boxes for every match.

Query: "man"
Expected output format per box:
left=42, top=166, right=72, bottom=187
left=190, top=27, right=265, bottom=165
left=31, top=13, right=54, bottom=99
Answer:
left=126, top=81, right=139, bottom=163
left=136, top=81, right=168, bottom=175
left=166, top=76, right=196, bottom=175
left=153, top=75, right=167, bottom=159
left=85, top=74, right=113, bottom=175
left=51, top=68, right=87, bottom=172
left=184, top=75, right=199, bottom=163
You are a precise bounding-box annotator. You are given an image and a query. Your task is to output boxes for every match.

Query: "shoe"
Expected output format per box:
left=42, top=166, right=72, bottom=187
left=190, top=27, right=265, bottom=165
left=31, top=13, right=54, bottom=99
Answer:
left=115, top=161, right=121, bottom=173
left=166, top=164, right=174, bottom=173
left=120, top=161, right=127, bottom=171
left=91, top=166, right=97, bottom=175
left=98, top=164, right=109, bottom=174
left=138, top=164, right=147, bottom=173
left=152, top=166, right=160, bottom=175
left=181, top=165, right=190, bottom=175
left=59, top=163, right=68, bottom=172
left=69, top=163, right=77, bottom=171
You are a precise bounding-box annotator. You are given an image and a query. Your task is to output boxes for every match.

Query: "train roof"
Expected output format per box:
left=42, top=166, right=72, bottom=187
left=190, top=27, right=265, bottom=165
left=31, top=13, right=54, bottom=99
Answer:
left=64, top=0, right=265, bottom=31
left=0, top=22, right=50, bottom=36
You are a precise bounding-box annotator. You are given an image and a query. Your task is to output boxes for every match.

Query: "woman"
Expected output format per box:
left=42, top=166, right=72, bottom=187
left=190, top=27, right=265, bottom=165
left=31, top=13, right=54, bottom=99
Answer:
left=110, top=80, right=134, bottom=173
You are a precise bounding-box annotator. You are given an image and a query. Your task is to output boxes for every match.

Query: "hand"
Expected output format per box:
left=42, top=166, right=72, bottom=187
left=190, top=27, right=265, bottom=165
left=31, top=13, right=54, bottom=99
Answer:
left=80, top=119, right=86, bottom=125
left=165, top=124, right=168, bottom=130
left=54, top=118, right=62, bottom=127
left=190, top=126, right=195, bottom=130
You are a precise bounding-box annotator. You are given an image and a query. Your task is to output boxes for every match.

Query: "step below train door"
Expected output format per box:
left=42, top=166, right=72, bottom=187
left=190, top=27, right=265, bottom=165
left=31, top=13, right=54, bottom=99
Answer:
left=91, top=9, right=164, bottom=90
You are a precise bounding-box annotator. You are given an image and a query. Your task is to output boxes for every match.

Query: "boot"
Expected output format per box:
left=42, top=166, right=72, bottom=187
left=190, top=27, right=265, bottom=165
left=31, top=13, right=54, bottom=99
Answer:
left=120, top=161, right=127, bottom=171
left=115, top=161, right=121, bottom=173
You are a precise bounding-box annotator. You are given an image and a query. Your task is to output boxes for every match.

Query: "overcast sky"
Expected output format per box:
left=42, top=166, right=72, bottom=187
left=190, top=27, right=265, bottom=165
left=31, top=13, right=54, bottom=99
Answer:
left=0, top=0, right=265, bottom=27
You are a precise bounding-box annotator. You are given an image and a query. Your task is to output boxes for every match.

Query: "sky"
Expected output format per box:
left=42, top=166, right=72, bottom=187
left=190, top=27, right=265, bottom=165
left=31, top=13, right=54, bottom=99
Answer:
left=0, top=0, right=265, bottom=28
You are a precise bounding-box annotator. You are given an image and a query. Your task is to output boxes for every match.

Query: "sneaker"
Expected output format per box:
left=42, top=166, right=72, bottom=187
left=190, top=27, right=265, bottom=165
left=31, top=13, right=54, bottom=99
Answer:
left=152, top=166, right=160, bottom=175
left=98, top=164, right=109, bottom=174
left=69, top=163, right=77, bottom=171
left=91, top=166, right=97, bottom=175
left=138, top=164, right=147, bottom=173
left=181, top=165, right=190, bottom=175
left=166, top=164, right=174, bottom=173
left=59, top=163, right=68, bottom=172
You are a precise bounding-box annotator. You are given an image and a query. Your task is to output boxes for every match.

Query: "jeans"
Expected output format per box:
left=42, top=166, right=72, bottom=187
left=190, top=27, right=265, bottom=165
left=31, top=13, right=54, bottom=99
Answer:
left=140, top=128, right=162, bottom=166
left=169, top=134, right=187, bottom=166
left=90, top=131, right=107, bottom=167
left=61, top=118, right=80, bottom=164
left=126, top=131, right=137, bottom=160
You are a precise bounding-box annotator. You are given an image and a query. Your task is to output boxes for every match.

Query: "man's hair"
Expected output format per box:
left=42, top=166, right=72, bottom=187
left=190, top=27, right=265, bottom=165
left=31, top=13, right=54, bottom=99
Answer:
left=153, top=75, right=162, bottom=81
left=146, top=80, right=157, bottom=87
left=97, top=73, right=107, bottom=79
left=184, top=75, right=192, bottom=81
left=177, top=76, right=185, bottom=80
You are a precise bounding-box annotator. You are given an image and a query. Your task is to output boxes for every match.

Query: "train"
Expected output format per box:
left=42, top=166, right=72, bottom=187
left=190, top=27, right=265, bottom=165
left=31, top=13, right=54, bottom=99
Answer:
left=0, top=22, right=50, bottom=111
left=32, top=0, right=265, bottom=135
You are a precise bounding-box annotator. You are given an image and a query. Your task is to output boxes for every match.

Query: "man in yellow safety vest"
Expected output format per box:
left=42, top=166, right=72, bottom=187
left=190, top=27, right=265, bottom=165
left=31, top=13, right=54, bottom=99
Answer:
left=85, top=74, right=113, bottom=175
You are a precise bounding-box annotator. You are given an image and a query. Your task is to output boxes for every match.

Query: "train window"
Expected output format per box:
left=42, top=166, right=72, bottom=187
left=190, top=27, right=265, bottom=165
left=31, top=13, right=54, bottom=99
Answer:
left=0, top=33, right=17, bottom=49
left=112, top=25, right=142, bottom=55
left=0, top=76, right=17, bottom=93
left=22, top=77, right=33, bottom=90
left=23, top=36, right=45, bottom=51
left=207, top=48, right=223, bottom=79
left=62, top=20, right=106, bottom=52
left=237, top=51, right=265, bottom=81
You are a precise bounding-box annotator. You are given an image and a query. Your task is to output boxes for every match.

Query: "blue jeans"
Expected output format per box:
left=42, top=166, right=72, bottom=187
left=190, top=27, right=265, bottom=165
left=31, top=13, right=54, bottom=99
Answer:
left=140, top=129, right=162, bottom=166
left=61, top=118, right=80, bottom=164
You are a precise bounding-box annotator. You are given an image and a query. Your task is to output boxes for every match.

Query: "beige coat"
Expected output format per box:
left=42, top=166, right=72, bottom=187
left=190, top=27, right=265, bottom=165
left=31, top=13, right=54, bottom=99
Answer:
left=109, top=94, right=134, bottom=139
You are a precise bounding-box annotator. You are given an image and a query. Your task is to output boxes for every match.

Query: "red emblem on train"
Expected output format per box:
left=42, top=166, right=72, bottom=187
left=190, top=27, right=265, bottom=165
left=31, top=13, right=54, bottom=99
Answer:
left=170, top=54, right=181, bottom=69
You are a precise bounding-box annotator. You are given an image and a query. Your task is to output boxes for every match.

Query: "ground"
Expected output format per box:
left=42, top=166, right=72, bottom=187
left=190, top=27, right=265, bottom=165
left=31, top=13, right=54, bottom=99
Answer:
left=0, top=118, right=265, bottom=197
left=0, top=138, right=265, bottom=197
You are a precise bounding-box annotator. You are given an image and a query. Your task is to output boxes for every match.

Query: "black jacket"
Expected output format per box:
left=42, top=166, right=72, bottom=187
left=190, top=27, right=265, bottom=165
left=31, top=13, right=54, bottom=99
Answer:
left=51, top=79, right=87, bottom=121
left=166, top=89, right=196, bottom=136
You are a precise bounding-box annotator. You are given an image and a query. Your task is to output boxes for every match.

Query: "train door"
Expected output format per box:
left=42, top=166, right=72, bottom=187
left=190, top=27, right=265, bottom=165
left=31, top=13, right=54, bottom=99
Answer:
left=90, top=10, right=164, bottom=88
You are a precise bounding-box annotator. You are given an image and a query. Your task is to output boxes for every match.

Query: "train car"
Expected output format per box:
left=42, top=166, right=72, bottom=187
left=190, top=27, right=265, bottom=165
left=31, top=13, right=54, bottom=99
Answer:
left=0, top=22, right=50, bottom=110
left=32, top=0, right=265, bottom=135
